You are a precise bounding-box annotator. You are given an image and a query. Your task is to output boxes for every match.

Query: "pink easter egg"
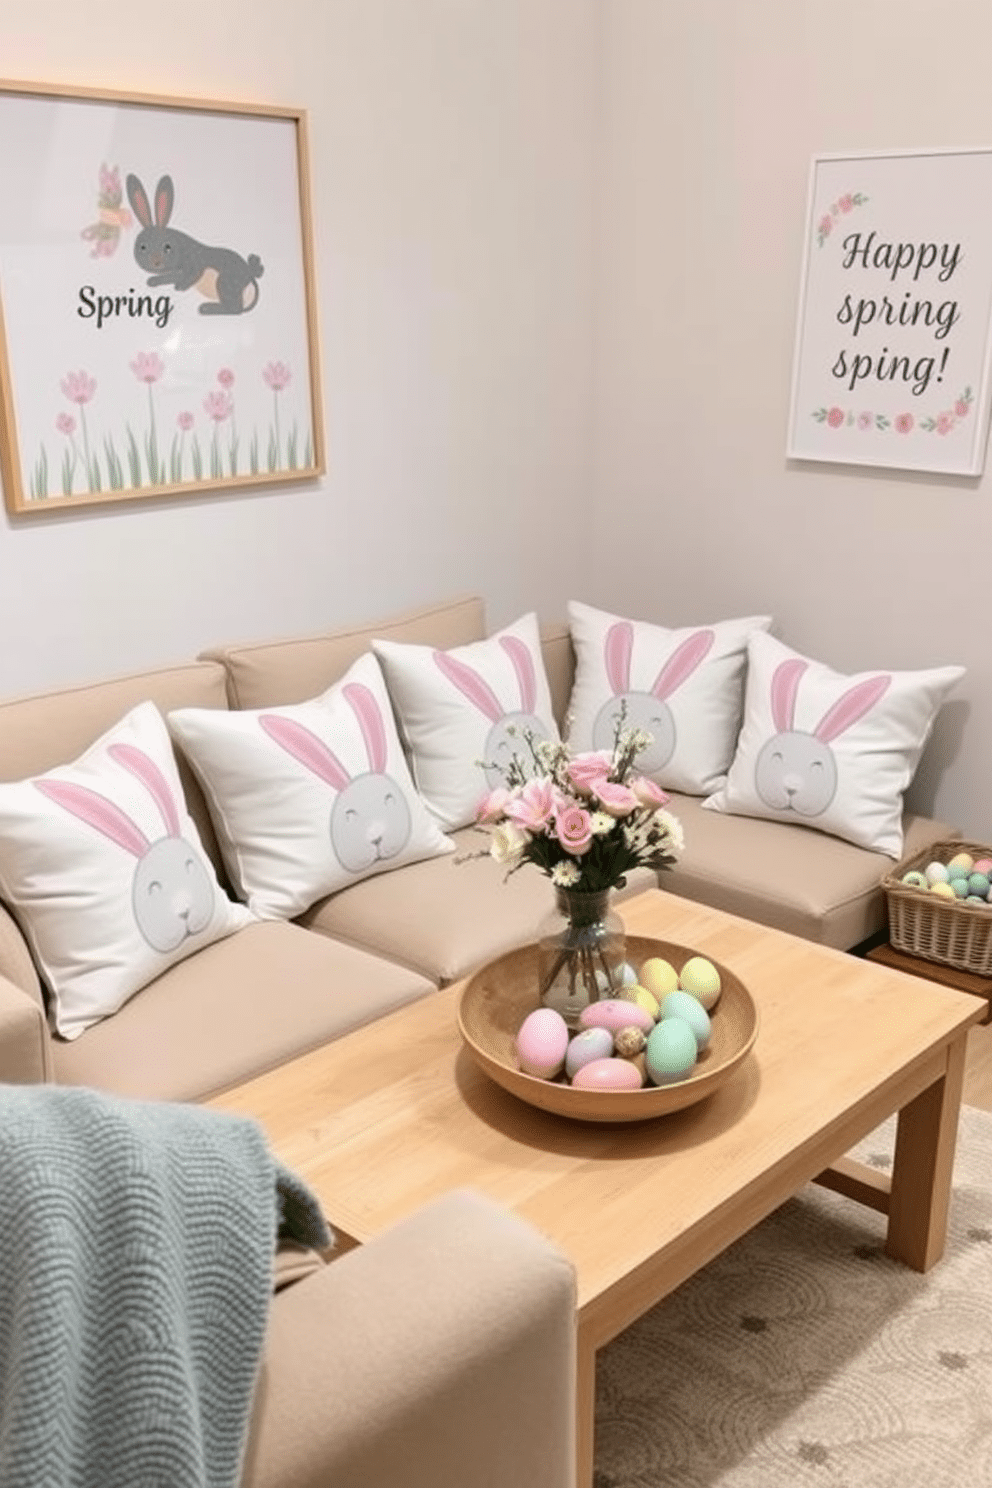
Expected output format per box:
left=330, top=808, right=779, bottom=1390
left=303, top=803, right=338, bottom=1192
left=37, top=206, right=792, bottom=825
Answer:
left=578, top=999, right=655, bottom=1034
left=571, top=1057, right=644, bottom=1091
left=973, top=857, right=992, bottom=876
left=515, top=1007, right=569, bottom=1078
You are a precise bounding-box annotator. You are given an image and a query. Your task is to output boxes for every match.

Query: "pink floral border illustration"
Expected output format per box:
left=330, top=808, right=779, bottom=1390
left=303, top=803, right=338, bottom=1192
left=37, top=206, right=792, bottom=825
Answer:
left=811, top=386, right=973, bottom=438
left=816, top=190, right=868, bottom=247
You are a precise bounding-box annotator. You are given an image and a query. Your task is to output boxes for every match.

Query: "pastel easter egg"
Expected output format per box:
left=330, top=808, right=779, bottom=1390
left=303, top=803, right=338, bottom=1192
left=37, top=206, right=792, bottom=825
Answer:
left=594, top=961, right=639, bottom=995
left=659, top=989, right=712, bottom=1049
left=678, top=956, right=722, bottom=1011
left=901, top=870, right=928, bottom=889
left=620, top=984, right=660, bottom=1021
left=968, top=873, right=990, bottom=897
left=565, top=1026, right=614, bottom=1079
left=951, top=878, right=969, bottom=899
left=645, top=1019, right=698, bottom=1085
left=579, top=999, right=655, bottom=1034
left=639, top=957, right=681, bottom=999
left=948, top=851, right=975, bottom=873
left=515, top=1007, right=570, bottom=1079
left=571, top=1057, right=644, bottom=1091
left=925, top=861, right=950, bottom=885
left=930, top=880, right=956, bottom=900
left=973, top=857, right=992, bottom=876
left=947, top=863, right=970, bottom=882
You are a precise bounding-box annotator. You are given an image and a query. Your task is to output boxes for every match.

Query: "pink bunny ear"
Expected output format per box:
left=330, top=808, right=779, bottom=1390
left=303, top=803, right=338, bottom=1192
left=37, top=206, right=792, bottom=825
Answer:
left=499, top=636, right=537, bottom=713
left=34, top=779, right=149, bottom=858
left=603, top=623, right=633, bottom=694
left=652, top=630, right=715, bottom=701
left=769, top=658, right=808, bottom=732
left=154, top=175, right=173, bottom=228
left=814, top=674, right=891, bottom=743
left=107, top=742, right=180, bottom=837
left=259, top=714, right=351, bottom=792
left=343, top=683, right=387, bottom=773
left=433, top=651, right=503, bottom=722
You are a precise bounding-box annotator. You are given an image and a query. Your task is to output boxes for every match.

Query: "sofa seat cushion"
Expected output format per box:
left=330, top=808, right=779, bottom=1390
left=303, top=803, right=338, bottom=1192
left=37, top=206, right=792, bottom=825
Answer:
left=298, top=830, right=656, bottom=986
left=51, top=920, right=434, bottom=1103
left=661, top=792, right=959, bottom=949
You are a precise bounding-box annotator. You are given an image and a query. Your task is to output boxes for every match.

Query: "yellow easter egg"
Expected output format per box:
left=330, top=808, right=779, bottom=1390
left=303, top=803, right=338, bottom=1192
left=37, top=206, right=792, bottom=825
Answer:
left=639, top=957, right=680, bottom=999
left=930, top=880, right=957, bottom=899
left=948, top=851, right=975, bottom=873
left=620, top=984, right=660, bottom=1020
left=678, top=955, right=722, bottom=1010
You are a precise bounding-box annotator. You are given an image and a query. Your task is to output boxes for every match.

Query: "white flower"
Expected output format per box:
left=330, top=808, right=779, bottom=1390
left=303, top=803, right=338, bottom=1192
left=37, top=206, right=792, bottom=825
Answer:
left=550, top=859, right=582, bottom=887
left=589, top=811, right=614, bottom=836
left=655, top=809, right=684, bottom=852
left=490, top=821, right=529, bottom=866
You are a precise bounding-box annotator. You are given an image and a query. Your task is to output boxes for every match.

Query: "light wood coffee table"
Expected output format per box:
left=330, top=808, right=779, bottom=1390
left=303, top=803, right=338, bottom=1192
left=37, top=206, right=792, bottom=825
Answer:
left=210, top=890, right=986, bottom=1486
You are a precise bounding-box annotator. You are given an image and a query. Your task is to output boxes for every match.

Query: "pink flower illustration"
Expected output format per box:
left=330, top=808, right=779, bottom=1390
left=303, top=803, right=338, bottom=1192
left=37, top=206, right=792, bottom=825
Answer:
left=60, top=370, right=97, bottom=405
left=203, top=390, right=233, bottom=423
left=55, top=412, right=76, bottom=436
left=262, top=361, right=292, bottom=392
left=217, top=367, right=235, bottom=389
left=955, top=397, right=971, bottom=418
left=894, top=413, right=914, bottom=434
left=818, top=215, right=832, bottom=239
left=826, top=406, right=845, bottom=428
left=857, top=411, right=873, bottom=430
left=130, top=351, right=165, bottom=385
left=838, top=194, right=854, bottom=212
left=177, top=411, right=194, bottom=432
left=936, top=412, right=956, bottom=435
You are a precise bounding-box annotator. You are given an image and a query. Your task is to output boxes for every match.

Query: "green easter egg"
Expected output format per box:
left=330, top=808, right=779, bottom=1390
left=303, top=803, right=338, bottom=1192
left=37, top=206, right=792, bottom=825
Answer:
left=645, top=1019, right=698, bottom=1085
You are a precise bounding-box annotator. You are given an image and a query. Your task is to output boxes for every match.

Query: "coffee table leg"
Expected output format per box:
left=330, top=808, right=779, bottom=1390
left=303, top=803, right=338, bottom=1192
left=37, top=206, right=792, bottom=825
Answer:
left=885, top=1031, right=968, bottom=1271
left=576, top=1328, right=596, bottom=1488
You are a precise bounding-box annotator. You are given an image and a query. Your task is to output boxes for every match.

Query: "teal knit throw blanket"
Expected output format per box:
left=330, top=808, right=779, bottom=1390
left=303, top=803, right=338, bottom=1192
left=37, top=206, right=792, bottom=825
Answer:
left=0, top=1084, right=331, bottom=1488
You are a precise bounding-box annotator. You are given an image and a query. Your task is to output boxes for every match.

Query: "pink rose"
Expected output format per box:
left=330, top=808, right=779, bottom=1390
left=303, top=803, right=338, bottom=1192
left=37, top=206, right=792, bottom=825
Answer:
left=955, top=398, right=970, bottom=419
left=591, top=779, right=640, bottom=817
left=505, top=778, right=556, bottom=832
left=857, top=411, right=872, bottom=431
left=567, top=751, right=614, bottom=795
left=476, top=786, right=511, bottom=824
left=826, top=406, right=845, bottom=428
left=838, top=194, right=854, bottom=212
left=554, top=805, right=593, bottom=856
left=819, top=215, right=832, bottom=238
left=629, top=775, right=668, bottom=809
left=894, top=413, right=914, bottom=434
left=936, top=412, right=956, bottom=435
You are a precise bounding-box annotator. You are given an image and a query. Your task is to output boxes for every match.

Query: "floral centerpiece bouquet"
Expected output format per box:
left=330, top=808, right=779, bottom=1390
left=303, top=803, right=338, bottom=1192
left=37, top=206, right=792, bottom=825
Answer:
left=467, top=715, right=683, bottom=1019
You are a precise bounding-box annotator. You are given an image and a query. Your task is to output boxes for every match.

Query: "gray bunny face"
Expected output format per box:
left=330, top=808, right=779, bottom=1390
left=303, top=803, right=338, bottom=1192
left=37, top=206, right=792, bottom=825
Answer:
left=131, top=836, right=216, bottom=952
left=592, top=693, right=676, bottom=775
left=330, top=773, right=413, bottom=873
left=754, top=731, right=838, bottom=816
left=482, top=713, right=554, bottom=790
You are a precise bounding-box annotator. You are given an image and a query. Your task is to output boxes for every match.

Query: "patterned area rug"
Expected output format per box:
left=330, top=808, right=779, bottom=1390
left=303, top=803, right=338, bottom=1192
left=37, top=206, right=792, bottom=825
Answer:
left=595, top=1103, right=992, bottom=1487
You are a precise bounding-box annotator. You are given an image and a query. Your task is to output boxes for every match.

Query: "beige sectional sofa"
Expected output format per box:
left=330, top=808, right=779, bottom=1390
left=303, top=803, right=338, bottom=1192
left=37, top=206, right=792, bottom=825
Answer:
left=0, top=591, right=959, bottom=1488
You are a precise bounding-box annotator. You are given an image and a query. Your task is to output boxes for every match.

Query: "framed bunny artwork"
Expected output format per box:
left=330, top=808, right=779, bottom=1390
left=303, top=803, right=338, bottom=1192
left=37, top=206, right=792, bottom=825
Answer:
left=0, top=79, right=325, bottom=515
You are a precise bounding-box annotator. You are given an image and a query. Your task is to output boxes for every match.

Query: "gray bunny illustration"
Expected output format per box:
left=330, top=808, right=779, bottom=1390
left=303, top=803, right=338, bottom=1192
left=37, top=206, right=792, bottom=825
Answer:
left=259, top=684, right=412, bottom=874
left=433, top=636, right=553, bottom=788
left=126, top=173, right=263, bottom=315
left=755, top=657, right=891, bottom=816
left=592, top=622, right=715, bottom=773
left=35, top=742, right=216, bottom=953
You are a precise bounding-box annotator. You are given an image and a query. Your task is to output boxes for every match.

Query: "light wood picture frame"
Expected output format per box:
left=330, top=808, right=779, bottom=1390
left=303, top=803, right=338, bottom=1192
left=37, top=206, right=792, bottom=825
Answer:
left=0, top=79, right=325, bottom=514
left=787, top=147, right=992, bottom=477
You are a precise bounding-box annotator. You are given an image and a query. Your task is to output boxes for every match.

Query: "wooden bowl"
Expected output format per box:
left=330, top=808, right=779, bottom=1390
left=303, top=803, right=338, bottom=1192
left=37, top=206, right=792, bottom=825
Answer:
left=458, top=935, right=758, bottom=1123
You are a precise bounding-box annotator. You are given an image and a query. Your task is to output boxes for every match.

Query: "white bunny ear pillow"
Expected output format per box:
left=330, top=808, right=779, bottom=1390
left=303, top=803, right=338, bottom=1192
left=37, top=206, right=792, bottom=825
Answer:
left=703, top=630, right=965, bottom=856
left=0, top=701, right=252, bottom=1041
left=168, top=650, right=454, bottom=920
left=566, top=601, right=773, bottom=795
left=372, top=612, right=560, bottom=831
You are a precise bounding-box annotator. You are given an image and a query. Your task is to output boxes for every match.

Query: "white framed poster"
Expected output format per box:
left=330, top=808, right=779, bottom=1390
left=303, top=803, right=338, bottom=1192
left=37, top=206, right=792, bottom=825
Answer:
left=787, top=147, right=992, bottom=476
left=0, top=79, right=325, bottom=515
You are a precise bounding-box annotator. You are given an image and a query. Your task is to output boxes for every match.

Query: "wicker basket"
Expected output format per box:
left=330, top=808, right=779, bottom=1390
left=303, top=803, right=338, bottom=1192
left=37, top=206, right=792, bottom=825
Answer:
left=883, top=838, right=992, bottom=976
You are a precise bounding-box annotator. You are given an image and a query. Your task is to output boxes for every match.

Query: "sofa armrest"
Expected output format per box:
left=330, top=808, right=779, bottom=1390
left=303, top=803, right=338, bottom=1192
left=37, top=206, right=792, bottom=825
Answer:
left=243, top=1188, right=577, bottom=1488
left=0, top=974, right=54, bottom=1084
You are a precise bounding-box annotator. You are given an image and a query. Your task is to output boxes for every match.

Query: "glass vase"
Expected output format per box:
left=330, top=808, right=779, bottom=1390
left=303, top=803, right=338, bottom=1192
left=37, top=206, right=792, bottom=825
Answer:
left=536, top=887, right=627, bottom=1028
